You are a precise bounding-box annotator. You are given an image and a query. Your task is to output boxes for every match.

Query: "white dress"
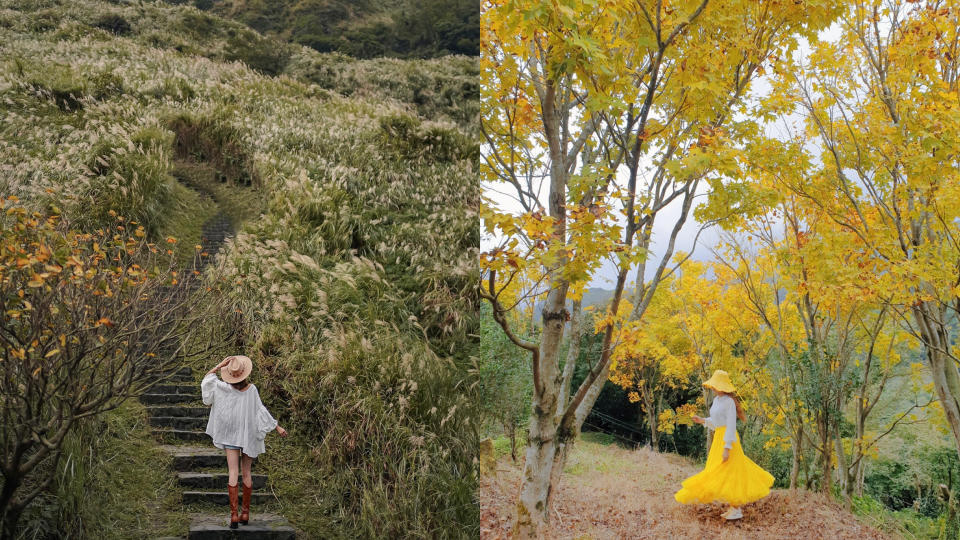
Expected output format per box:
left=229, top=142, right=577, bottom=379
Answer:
left=201, top=373, right=278, bottom=457
left=702, top=394, right=738, bottom=449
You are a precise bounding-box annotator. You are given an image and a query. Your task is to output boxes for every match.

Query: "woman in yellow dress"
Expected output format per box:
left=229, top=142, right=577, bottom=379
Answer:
left=674, top=370, right=774, bottom=520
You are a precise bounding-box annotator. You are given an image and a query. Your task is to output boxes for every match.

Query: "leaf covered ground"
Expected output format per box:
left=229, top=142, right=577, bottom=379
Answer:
left=479, top=437, right=891, bottom=540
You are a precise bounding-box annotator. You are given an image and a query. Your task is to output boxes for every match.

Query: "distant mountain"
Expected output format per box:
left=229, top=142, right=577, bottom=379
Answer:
left=532, top=287, right=616, bottom=323
left=180, top=0, right=479, bottom=58
left=580, top=287, right=616, bottom=309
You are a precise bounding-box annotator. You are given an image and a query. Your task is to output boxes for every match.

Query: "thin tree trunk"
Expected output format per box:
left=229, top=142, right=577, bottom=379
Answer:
left=557, top=300, right=583, bottom=411
left=644, top=389, right=659, bottom=452
left=856, top=457, right=865, bottom=496
left=790, top=426, right=802, bottom=490
left=835, top=422, right=851, bottom=510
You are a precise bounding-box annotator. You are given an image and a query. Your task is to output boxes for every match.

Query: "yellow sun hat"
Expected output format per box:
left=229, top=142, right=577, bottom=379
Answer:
left=703, top=370, right=737, bottom=394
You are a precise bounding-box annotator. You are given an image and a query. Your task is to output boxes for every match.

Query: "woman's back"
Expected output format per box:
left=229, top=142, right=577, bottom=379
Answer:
left=202, top=374, right=276, bottom=458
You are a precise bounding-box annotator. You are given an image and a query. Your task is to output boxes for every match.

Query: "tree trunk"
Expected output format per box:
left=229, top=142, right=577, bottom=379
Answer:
left=856, top=457, right=865, bottom=497
left=789, top=426, right=802, bottom=490
left=0, top=475, right=23, bottom=540
left=513, top=285, right=568, bottom=538
left=557, top=300, right=582, bottom=410
left=514, top=436, right=559, bottom=538
left=645, top=391, right=659, bottom=452
left=546, top=440, right=570, bottom=511
left=835, top=422, right=851, bottom=510
left=914, top=304, right=960, bottom=459
left=820, top=444, right=832, bottom=495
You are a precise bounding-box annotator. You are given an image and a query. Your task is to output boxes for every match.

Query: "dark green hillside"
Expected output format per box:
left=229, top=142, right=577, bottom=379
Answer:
left=177, top=0, right=479, bottom=58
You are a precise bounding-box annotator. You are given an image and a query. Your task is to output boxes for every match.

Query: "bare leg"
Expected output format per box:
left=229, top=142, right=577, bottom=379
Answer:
left=241, top=453, right=254, bottom=488
left=226, top=448, right=240, bottom=486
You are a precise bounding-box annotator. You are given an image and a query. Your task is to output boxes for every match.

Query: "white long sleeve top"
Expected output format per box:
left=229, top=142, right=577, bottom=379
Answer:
left=703, top=394, right=739, bottom=449
left=201, top=373, right=278, bottom=458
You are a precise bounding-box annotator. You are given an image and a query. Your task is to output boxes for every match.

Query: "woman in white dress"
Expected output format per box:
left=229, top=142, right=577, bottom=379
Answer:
left=202, top=355, right=288, bottom=529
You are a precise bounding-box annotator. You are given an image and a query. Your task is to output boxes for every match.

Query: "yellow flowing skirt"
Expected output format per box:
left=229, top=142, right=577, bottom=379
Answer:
left=674, top=426, right=774, bottom=507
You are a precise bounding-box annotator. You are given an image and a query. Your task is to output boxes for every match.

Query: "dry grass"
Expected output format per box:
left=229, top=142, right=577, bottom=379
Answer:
left=479, top=439, right=893, bottom=540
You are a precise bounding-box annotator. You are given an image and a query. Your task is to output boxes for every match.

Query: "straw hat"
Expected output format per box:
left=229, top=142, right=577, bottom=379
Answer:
left=220, top=355, right=252, bottom=384
left=703, top=370, right=737, bottom=394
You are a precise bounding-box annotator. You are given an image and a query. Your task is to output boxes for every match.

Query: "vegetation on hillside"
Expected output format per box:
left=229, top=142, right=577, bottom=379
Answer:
left=190, top=0, right=480, bottom=58
left=0, top=0, right=478, bottom=537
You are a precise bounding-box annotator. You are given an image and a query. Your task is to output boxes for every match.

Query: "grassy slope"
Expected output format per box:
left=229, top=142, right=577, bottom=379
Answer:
left=1, top=1, right=478, bottom=537
left=201, top=0, right=480, bottom=58
left=480, top=434, right=895, bottom=540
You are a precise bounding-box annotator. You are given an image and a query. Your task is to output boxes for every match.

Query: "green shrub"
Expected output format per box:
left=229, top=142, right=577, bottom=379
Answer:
left=178, top=10, right=217, bottom=36
left=165, top=112, right=258, bottom=186
left=93, top=13, right=131, bottom=35
left=14, top=401, right=186, bottom=539
left=28, top=8, right=59, bottom=32
left=224, top=32, right=291, bottom=76
left=77, top=126, right=177, bottom=234
left=258, top=331, right=477, bottom=537
left=378, top=114, right=478, bottom=163
left=24, top=62, right=87, bottom=111
left=89, top=69, right=124, bottom=99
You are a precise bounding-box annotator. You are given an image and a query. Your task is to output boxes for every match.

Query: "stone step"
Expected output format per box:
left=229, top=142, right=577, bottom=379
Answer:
left=154, top=372, right=195, bottom=383
left=147, top=406, right=209, bottom=418
left=178, top=472, right=267, bottom=490
left=182, top=491, right=272, bottom=506
left=161, top=446, right=257, bottom=472
left=150, top=383, right=198, bottom=395
left=158, top=366, right=193, bottom=377
left=163, top=445, right=224, bottom=471
left=188, top=513, right=294, bottom=540
left=153, top=428, right=208, bottom=443
left=150, top=416, right=207, bottom=430
left=141, top=393, right=199, bottom=405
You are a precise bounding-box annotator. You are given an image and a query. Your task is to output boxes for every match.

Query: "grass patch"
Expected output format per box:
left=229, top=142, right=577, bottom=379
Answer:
left=580, top=431, right=622, bottom=447
left=156, top=177, right=219, bottom=264
left=172, top=161, right=263, bottom=224
left=491, top=435, right=525, bottom=460
left=850, top=493, right=945, bottom=540
left=17, top=400, right=190, bottom=539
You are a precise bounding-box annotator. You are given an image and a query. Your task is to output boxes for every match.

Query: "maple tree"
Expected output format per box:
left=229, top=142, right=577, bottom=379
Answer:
left=480, top=0, right=839, bottom=535
left=755, top=1, right=960, bottom=463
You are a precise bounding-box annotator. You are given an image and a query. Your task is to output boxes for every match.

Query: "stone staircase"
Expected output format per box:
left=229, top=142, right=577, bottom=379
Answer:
left=147, top=181, right=295, bottom=539
left=148, top=365, right=295, bottom=539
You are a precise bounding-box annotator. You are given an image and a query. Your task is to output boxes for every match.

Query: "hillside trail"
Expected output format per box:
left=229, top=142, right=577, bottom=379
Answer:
left=144, top=177, right=296, bottom=540
left=479, top=440, right=893, bottom=540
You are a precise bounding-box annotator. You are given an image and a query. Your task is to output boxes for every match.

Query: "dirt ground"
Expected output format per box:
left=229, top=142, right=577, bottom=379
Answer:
left=479, top=440, right=892, bottom=539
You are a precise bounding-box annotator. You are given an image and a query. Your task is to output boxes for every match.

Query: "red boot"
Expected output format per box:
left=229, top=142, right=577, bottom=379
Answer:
left=228, top=483, right=240, bottom=529
left=240, top=481, right=252, bottom=525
